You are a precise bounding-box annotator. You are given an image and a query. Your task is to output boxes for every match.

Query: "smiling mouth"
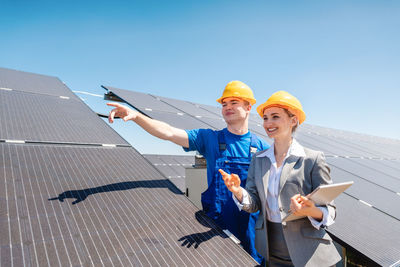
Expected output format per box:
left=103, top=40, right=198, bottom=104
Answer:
left=267, top=128, right=277, bottom=133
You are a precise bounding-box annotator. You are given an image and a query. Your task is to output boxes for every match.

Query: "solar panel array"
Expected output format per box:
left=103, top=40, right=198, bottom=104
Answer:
left=104, top=85, right=400, bottom=266
left=0, top=68, right=258, bottom=266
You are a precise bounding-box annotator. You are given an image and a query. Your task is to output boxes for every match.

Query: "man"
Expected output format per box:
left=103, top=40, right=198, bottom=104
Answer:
left=108, top=81, right=269, bottom=263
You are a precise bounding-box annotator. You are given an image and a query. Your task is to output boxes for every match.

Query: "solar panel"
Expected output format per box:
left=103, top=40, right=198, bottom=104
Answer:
left=196, top=103, right=222, bottom=117
left=295, top=131, right=367, bottom=157
left=369, top=159, right=400, bottom=173
left=0, top=143, right=257, bottom=267
left=103, top=86, right=181, bottom=114
left=156, top=95, right=221, bottom=119
left=143, top=154, right=195, bottom=192
left=0, top=67, right=77, bottom=99
left=301, top=124, right=400, bottom=159
left=328, top=157, right=400, bottom=190
left=171, top=155, right=196, bottom=166
left=327, top=161, right=400, bottom=220
left=328, top=194, right=400, bottom=267
left=144, top=110, right=212, bottom=130
left=0, top=90, right=128, bottom=146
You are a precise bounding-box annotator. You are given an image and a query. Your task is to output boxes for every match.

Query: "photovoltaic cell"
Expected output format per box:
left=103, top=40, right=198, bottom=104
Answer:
left=0, top=143, right=257, bottom=267
left=0, top=67, right=77, bottom=99
left=0, top=90, right=128, bottom=146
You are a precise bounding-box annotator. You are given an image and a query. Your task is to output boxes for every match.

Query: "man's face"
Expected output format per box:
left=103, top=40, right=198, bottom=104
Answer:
left=221, top=97, right=251, bottom=124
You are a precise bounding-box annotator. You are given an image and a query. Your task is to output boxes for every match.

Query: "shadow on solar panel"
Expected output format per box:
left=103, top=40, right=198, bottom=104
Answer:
left=48, top=179, right=182, bottom=205
left=178, top=211, right=228, bottom=249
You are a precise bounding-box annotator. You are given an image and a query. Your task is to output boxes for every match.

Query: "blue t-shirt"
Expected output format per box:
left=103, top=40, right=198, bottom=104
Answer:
left=184, top=128, right=270, bottom=186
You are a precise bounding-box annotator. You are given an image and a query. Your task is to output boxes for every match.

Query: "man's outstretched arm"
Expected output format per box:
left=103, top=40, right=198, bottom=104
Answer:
left=107, top=102, right=189, bottom=148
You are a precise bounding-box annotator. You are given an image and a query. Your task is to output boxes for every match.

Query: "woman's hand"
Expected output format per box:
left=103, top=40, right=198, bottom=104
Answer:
left=219, top=169, right=243, bottom=202
left=290, top=194, right=323, bottom=221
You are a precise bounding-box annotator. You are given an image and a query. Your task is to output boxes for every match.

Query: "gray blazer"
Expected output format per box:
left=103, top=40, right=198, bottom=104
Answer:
left=242, top=145, right=341, bottom=267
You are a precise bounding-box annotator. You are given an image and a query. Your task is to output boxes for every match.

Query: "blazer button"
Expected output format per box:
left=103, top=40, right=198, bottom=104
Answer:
left=279, top=207, right=284, bottom=212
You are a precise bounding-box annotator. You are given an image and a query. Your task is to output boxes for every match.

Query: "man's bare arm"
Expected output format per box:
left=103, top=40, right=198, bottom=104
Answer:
left=107, top=102, right=189, bottom=148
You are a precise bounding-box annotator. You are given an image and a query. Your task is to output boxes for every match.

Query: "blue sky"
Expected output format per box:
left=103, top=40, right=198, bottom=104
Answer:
left=1, top=0, right=399, bottom=154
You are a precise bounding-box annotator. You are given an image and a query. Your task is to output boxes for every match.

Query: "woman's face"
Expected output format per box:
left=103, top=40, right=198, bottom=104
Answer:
left=263, top=107, right=297, bottom=139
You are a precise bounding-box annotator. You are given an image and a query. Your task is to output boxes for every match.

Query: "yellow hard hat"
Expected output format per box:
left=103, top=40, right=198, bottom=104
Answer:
left=256, top=91, right=306, bottom=124
left=216, top=80, right=256, bottom=105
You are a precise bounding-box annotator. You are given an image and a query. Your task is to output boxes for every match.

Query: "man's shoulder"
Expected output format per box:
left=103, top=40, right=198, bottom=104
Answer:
left=186, top=128, right=220, bottom=141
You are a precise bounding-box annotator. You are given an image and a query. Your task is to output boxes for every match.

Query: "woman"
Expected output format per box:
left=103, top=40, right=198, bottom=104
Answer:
left=220, top=91, right=341, bottom=266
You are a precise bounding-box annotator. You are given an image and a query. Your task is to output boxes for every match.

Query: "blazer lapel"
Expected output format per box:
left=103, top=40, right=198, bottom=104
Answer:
left=260, top=157, right=271, bottom=204
left=279, top=155, right=301, bottom=194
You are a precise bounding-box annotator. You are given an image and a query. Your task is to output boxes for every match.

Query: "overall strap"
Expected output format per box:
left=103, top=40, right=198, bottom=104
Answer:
left=217, top=130, right=227, bottom=157
left=249, top=131, right=258, bottom=156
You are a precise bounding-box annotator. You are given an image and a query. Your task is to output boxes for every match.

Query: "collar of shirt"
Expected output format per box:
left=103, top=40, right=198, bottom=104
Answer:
left=256, top=138, right=306, bottom=161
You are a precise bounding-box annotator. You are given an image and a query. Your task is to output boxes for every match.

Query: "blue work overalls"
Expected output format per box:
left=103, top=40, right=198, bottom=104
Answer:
left=201, top=130, right=262, bottom=263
